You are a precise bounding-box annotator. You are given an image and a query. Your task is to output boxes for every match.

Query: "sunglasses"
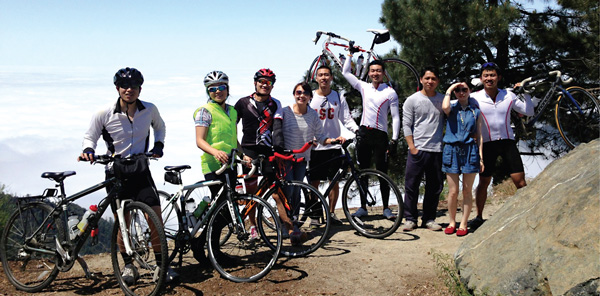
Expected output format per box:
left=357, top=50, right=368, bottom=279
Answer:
left=454, top=87, right=469, bottom=93
left=257, top=79, right=273, bottom=86
left=208, top=85, right=227, bottom=93
left=295, top=90, right=311, bottom=96
left=119, top=83, right=141, bottom=90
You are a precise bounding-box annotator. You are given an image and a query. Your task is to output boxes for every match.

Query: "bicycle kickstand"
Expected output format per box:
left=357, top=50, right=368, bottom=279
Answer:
left=77, top=256, right=95, bottom=279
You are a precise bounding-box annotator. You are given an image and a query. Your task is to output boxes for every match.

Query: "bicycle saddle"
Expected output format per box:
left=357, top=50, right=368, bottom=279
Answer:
left=164, top=165, right=191, bottom=172
left=41, top=171, right=76, bottom=182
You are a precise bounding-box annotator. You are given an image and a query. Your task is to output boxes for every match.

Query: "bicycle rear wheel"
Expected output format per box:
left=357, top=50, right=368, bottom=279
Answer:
left=555, top=86, right=600, bottom=149
left=207, top=194, right=281, bottom=282
left=111, top=201, right=168, bottom=296
left=376, top=58, right=421, bottom=101
left=342, top=169, right=403, bottom=239
left=259, top=180, right=330, bottom=257
left=0, top=202, right=63, bottom=292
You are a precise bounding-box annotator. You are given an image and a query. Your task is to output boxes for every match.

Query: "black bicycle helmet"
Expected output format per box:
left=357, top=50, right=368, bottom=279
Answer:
left=254, top=68, right=276, bottom=82
left=113, top=67, right=144, bottom=87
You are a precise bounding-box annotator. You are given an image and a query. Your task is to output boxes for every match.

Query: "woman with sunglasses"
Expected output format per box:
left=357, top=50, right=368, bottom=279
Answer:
left=192, top=70, right=242, bottom=264
left=441, top=79, right=484, bottom=236
left=281, top=82, right=336, bottom=244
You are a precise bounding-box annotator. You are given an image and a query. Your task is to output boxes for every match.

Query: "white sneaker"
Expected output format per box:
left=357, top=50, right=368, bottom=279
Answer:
left=249, top=226, right=259, bottom=241
left=330, top=213, right=343, bottom=225
left=122, top=264, right=139, bottom=286
left=352, top=207, right=368, bottom=218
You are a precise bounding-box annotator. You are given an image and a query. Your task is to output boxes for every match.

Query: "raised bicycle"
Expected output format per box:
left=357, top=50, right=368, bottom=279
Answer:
left=307, top=139, right=403, bottom=239
left=159, top=149, right=282, bottom=282
left=252, top=141, right=331, bottom=257
left=306, top=29, right=420, bottom=100
left=0, top=154, right=168, bottom=296
left=509, top=70, right=599, bottom=153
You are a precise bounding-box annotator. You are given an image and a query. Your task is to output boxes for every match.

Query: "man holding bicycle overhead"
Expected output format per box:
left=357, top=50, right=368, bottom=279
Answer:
left=401, top=66, right=445, bottom=232
left=309, top=65, right=358, bottom=225
left=342, top=48, right=400, bottom=220
left=235, top=68, right=285, bottom=238
left=470, top=62, right=533, bottom=230
left=80, top=67, right=178, bottom=284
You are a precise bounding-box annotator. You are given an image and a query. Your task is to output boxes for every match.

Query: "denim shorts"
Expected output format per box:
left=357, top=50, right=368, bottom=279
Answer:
left=442, top=142, right=480, bottom=174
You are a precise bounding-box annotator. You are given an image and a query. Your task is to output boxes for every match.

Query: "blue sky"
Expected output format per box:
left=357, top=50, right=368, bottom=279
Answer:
left=0, top=1, right=553, bottom=208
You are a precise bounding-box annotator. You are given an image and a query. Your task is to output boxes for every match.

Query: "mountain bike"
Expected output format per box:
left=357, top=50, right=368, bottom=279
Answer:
left=307, top=139, right=403, bottom=239
left=0, top=154, right=167, bottom=296
left=510, top=70, right=599, bottom=152
left=159, top=149, right=282, bottom=282
left=252, top=141, right=331, bottom=257
left=306, top=29, right=420, bottom=100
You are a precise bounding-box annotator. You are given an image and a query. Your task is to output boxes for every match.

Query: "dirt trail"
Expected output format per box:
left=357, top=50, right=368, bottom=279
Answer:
left=0, top=202, right=504, bottom=296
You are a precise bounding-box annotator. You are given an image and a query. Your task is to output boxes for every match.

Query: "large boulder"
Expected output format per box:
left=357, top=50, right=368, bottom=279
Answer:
left=455, top=139, right=600, bottom=295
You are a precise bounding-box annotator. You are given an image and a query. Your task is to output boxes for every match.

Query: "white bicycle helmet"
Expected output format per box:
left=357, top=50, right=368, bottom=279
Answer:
left=204, top=70, right=229, bottom=87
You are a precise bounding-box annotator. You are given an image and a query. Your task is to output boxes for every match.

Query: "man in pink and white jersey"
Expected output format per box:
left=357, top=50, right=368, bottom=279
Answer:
left=342, top=48, right=400, bottom=220
left=470, top=62, right=534, bottom=229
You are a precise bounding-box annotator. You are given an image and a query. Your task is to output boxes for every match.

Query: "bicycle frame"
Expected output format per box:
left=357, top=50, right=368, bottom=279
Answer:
left=306, top=140, right=369, bottom=203
left=514, top=71, right=586, bottom=128
left=17, top=174, right=133, bottom=268
left=310, top=30, right=384, bottom=82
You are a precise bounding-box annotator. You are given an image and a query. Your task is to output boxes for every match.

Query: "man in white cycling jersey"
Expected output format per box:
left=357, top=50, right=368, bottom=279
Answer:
left=309, top=65, right=358, bottom=225
left=342, top=48, right=400, bottom=219
left=80, top=67, right=178, bottom=284
left=469, top=62, right=533, bottom=229
left=401, top=66, right=445, bottom=232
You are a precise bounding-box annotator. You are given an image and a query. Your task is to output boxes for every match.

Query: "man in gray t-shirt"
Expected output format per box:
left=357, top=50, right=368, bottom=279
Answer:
left=401, top=66, right=445, bottom=232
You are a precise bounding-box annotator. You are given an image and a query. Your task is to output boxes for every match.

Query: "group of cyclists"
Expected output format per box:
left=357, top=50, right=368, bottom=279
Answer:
left=78, top=57, right=532, bottom=286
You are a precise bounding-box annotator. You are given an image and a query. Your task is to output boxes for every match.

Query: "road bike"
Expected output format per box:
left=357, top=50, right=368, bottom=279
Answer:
left=307, top=139, right=403, bottom=239
left=159, top=149, right=282, bottom=282
left=0, top=154, right=167, bottom=296
left=509, top=70, right=599, bottom=153
left=252, top=142, right=331, bottom=257
left=306, top=29, right=420, bottom=100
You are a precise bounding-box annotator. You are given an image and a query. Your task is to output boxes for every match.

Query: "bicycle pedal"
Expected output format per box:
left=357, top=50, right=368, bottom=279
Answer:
left=152, top=266, right=160, bottom=282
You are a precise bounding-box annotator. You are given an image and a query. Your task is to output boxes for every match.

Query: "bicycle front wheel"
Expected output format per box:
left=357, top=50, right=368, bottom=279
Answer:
left=111, top=201, right=168, bottom=296
left=555, top=86, right=600, bottom=149
left=374, top=58, right=421, bottom=100
left=158, top=190, right=184, bottom=265
left=260, top=181, right=330, bottom=257
left=0, top=202, right=63, bottom=292
left=207, top=194, right=281, bottom=282
left=342, top=169, right=403, bottom=239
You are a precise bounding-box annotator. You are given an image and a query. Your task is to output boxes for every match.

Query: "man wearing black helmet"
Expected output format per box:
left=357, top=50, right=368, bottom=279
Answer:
left=80, top=67, right=178, bottom=284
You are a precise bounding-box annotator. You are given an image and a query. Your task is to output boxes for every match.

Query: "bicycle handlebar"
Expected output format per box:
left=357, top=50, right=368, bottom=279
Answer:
left=515, top=70, right=572, bottom=94
left=78, top=153, right=155, bottom=165
left=313, top=31, right=351, bottom=44
left=268, top=141, right=314, bottom=163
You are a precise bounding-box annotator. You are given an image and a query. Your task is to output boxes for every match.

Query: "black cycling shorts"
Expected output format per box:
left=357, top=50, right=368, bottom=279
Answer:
left=308, top=148, right=344, bottom=181
left=480, top=139, right=525, bottom=177
left=106, top=170, right=161, bottom=210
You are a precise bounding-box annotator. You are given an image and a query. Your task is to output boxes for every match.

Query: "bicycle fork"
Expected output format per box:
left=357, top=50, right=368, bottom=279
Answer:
left=116, top=200, right=135, bottom=256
